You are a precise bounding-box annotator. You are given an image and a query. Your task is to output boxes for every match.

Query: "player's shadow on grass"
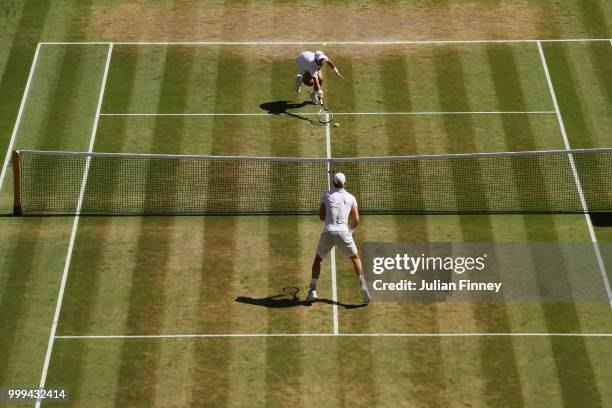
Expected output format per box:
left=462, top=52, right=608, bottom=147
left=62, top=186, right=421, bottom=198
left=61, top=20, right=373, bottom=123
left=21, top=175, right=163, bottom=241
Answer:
left=235, top=286, right=366, bottom=309
left=259, top=100, right=321, bottom=125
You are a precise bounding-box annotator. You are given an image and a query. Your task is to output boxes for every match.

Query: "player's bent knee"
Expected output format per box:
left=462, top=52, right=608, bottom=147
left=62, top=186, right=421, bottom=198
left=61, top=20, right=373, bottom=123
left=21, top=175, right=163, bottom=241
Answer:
left=302, top=72, right=312, bottom=84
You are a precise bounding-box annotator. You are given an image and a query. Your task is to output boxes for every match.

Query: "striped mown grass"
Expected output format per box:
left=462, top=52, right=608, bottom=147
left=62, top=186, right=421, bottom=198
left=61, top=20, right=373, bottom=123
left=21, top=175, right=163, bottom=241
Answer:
left=1, top=1, right=612, bottom=406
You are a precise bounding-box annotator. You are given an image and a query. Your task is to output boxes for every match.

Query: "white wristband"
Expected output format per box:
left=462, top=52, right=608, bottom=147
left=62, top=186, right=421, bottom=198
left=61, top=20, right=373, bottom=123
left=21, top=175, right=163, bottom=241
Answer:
left=317, top=89, right=324, bottom=95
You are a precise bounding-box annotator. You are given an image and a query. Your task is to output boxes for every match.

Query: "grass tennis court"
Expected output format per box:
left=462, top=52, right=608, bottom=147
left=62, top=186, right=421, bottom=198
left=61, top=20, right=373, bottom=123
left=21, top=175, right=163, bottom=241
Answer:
left=1, top=1, right=612, bottom=407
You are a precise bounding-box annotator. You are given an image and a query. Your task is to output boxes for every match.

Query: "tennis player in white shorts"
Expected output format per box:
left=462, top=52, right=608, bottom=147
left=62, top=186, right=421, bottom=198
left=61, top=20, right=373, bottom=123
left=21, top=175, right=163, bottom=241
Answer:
left=307, top=173, right=372, bottom=304
left=294, top=50, right=344, bottom=105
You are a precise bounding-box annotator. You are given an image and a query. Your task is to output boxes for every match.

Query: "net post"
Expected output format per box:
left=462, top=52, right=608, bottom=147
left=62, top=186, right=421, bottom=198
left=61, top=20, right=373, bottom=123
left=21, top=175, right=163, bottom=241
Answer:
left=12, top=150, right=21, bottom=216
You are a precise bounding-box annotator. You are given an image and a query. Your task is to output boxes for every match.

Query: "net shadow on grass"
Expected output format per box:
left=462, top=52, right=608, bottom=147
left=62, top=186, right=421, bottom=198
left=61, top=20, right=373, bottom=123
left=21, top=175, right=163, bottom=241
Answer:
left=235, top=286, right=366, bottom=309
left=259, top=100, right=322, bottom=125
left=589, top=212, right=612, bottom=227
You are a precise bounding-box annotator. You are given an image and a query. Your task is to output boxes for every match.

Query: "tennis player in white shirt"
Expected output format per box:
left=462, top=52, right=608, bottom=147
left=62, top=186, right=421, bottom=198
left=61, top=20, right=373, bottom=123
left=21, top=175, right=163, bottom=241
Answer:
left=294, top=50, right=344, bottom=105
left=307, top=173, right=372, bottom=304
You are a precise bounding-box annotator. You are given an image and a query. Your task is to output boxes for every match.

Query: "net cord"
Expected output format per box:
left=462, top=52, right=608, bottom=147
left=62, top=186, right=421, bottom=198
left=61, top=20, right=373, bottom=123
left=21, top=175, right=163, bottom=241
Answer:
left=16, top=147, right=612, bottom=163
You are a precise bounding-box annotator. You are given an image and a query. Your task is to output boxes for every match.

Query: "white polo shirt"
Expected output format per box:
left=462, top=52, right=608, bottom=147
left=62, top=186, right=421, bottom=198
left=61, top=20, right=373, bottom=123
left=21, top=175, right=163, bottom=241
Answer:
left=321, top=188, right=357, bottom=233
left=296, top=51, right=320, bottom=78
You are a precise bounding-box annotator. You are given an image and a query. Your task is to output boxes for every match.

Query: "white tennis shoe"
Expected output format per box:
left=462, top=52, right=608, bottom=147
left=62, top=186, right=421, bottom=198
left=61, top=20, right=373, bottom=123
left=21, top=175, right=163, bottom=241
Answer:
left=306, top=289, right=318, bottom=303
left=361, top=289, right=372, bottom=304
left=294, top=75, right=303, bottom=93
left=310, top=90, right=320, bottom=105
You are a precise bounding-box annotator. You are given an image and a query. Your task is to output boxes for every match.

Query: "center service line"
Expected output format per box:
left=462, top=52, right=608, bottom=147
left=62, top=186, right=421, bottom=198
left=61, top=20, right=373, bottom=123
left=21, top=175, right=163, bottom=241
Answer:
left=325, top=112, right=340, bottom=335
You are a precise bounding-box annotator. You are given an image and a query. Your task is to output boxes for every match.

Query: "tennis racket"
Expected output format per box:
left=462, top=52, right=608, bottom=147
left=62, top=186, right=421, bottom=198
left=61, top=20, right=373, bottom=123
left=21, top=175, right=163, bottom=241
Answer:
left=317, top=103, right=333, bottom=124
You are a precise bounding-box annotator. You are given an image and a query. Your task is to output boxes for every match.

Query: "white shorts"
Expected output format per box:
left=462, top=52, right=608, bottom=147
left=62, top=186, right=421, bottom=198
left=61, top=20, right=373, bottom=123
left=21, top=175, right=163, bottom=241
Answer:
left=316, top=231, right=358, bottom=259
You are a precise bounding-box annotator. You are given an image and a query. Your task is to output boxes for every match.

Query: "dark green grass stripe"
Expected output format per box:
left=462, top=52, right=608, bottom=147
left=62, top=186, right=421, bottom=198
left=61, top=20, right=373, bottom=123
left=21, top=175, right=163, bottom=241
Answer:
left=326, top=56, right=377, bottom=404
left=541, top=43, right=596, bottom=149
left=189, top=218, right=236, bottom=407
left=584, top=42, right=612, bottom=109
left=393, top=220, right=449, bottom=406
left=114, top=46, right=195, bottom=407
left=576, top=0, right=611, bottom=39
left=433, top=46, right=493, bottom=216
left=380, top=54, right=421, bottom=200
left=264, top=59, right=304, bottom=406
left=535, top=14, right=606, bottom=405
left=381, top=54, right=449, bottom=405
left=491, top=43, right=602, bottom=406
left=28, top=0, right=95, bottom=151
left=487, top=45, right=558, bottom=207
left=379, top=55, right=424, bottom=211
left=48, top=48, right=140, bottom=401
left=190, top=46, right=245, bottom=407
left=546, top=336, right=605, bottom=406
left=327, top=57, right=356, bottom=157
left=0, top=219, right=43, bottom=387
left=96, top=46, right=140, bottom=152
left=48, top=220, right=111, bottom=398
left=434, top=45, right=525, bottom=407
left=433, top=50, right=489, bottom=212
left=31, top=0, right=98, bottom=395
left=58, top=47, right=139, bottom=334
left=19, top=43, right=94, bottom=208
left=527, top=44, right=604, bottom=406
left=335, top=337, right=376, bottom=407
left=113, top=217, right=172, bottom=408
left=33, top=47, right=88, bottom=150
left=0, top=1, right=51, bottom=151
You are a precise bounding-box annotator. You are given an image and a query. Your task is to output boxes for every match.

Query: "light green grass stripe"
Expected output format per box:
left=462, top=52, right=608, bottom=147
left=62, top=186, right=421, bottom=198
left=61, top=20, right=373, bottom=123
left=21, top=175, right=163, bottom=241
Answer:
left=385, top=52, right=450, bottom=406
left=113, top=44, right=197, bottom=406
left=64, top=46, right=166, bottom=407
left=4, top=42, right=113, bottom=407
left=189, top=43, right=247, bottom=407
left=51, top=43, right=142, bottom=404
left=0, top=0, right=113, bottom=398
left=433, top=43, right=526, bottom=405
left=264, top=49, right=306, bottom=406
left=501, top=42, right=605, bottom=406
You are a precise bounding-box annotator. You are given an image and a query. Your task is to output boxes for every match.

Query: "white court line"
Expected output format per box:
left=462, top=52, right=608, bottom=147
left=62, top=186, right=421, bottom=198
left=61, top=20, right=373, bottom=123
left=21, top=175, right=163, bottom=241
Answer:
left=330, top=249, right=339, bottom=335
left=36, top=43, right=113, bottom=407
left=537, top=41, right=612, bottom=311
left=54, top=332, right=612, bottom=339
left=0, top=43, right=41, bottom=194
left=324, top=113, right=340, bottom=335
left=100, top=111, right=554, bottom=117
left=39, top=38, right=611, bottom=46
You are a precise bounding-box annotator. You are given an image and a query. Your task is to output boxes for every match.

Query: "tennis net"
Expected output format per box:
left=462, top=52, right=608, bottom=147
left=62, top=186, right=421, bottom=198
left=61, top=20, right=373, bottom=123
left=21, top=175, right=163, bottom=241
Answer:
left=11, top=148, right=612, bottom=216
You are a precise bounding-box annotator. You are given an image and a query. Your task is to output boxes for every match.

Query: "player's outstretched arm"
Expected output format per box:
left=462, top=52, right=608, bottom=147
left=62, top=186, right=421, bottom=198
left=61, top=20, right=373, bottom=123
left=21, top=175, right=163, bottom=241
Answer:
left=327, top=60, right=345, bottom=79
left=313, top=75, right=324, bottom=104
